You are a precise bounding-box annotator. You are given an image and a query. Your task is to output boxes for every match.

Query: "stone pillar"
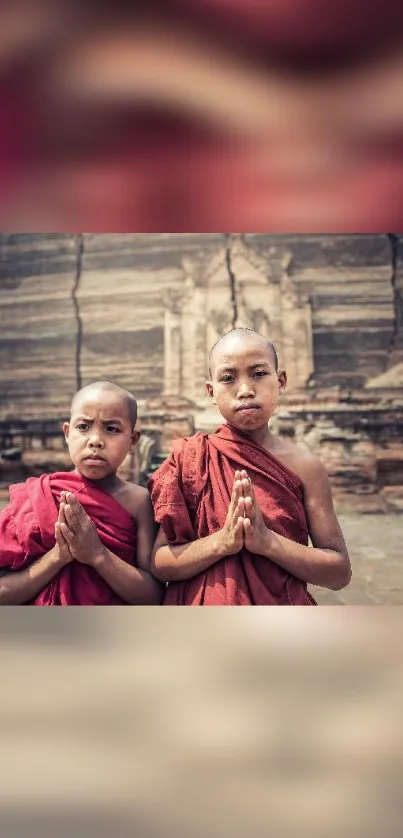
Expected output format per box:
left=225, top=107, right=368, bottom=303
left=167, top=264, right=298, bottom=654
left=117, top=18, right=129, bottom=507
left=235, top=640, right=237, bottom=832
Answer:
left=280, top=274, right=314, bottom=386
left=195, top=319, right=208, bottom=392
left=162, top=290, right=183, bottom=396
left=229, top=237, right=285, bottom=364
left=181, top=284, right=208, bottom=403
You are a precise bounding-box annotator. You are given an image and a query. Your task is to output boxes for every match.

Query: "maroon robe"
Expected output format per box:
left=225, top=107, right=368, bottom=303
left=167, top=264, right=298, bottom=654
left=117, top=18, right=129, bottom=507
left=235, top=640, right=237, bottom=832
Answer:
left=149, top=425, right=316, bottom=605
left=0, top=471, right=137, bottom=605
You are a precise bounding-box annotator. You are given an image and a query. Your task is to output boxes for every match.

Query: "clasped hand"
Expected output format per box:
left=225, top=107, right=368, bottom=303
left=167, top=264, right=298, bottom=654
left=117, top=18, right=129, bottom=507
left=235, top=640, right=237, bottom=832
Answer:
left=220, top=470, right=271, bottom=556
left=55, top=491, right=104, bottom=566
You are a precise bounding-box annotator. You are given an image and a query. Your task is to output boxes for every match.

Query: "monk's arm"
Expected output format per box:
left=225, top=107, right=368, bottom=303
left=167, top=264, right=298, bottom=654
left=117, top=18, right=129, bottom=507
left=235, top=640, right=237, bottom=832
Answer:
left=91, top=492, right=164, bottom=604
left=150, top=527, right=230, bottom=582
left=151, top=478, right=245, bottom=582
left=0, top=547, right=67, bottom=605
left=255, top=458, right=351, bottom=590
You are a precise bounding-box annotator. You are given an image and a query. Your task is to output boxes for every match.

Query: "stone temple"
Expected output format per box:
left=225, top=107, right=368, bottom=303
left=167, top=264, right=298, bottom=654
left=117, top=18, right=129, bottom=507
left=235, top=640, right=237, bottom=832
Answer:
left=0, top=233, right=402, bottom=512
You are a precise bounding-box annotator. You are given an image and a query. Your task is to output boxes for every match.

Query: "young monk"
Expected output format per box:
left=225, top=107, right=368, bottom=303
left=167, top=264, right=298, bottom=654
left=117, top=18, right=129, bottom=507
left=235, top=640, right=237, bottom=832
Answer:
left=149, top=328, right=352, bottom=605
left=0, top=380, right=164, bottom=605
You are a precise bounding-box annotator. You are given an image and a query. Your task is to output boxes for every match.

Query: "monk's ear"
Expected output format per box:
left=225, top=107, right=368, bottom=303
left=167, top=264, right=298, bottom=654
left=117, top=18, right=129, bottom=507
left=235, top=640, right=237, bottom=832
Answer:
left=277, top=370, right=287, bottom=393
left=206, top=380, right=217, bottom=405
left=130, top=429, right=140, bottom=449
left=62, top=422, right=70, bottom=442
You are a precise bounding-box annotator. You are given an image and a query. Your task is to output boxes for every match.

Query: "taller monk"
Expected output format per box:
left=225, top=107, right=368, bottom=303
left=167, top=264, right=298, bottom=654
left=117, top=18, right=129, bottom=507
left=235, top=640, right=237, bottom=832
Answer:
left=149, top=328, right=351, bottom=605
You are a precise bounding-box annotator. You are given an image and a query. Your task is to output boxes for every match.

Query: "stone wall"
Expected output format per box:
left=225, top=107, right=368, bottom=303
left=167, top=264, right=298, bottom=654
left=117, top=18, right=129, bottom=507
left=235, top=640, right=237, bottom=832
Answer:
left=1, top=233, right=401, bottom=417
left=251, top=234, right=396, bottom=389
left=1, top=233, right=402, bottom=510
left=0, top=234, right=78, bottom=417
left=0, top=233, right=226, bottom=416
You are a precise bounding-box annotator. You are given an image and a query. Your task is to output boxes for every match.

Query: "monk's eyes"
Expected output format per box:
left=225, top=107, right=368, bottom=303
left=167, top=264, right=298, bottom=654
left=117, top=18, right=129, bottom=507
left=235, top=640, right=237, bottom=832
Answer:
left=74, top=423, right=120, bottom=433
left=219, top=372, right=267, bottom=383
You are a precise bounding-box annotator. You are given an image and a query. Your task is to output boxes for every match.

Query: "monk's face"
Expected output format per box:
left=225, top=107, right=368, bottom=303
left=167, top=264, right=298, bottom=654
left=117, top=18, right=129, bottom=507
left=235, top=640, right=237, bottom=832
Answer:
left=207, top=335, right=286, bottom=431
left=63, top=386, right=139, bottom=481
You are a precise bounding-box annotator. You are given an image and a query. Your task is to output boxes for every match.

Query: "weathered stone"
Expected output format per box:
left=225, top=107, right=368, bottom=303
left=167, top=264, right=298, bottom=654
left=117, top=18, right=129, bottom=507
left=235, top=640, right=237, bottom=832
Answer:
left=0, top=233, right=78, bottom=418
left=1, top=233, right=402, bottom=512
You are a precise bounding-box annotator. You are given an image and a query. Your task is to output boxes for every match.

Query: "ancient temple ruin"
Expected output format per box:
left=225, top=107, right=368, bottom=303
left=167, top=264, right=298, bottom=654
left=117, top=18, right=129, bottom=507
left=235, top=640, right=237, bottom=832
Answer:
left=1, top=233, right=402, bottom=510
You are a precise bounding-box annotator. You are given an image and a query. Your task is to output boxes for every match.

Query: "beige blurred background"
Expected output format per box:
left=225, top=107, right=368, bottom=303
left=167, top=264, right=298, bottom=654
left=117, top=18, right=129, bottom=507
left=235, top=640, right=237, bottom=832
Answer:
left=0, top=232, right=402, bottom=604
left=1, top=609, right=403, bottom=838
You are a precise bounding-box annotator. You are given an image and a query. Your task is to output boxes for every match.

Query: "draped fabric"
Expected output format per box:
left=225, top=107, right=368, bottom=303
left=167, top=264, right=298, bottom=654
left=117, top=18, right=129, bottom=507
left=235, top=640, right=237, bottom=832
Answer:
left=0, top=472, right=137, bottom=605
left=149, top=425, right=316, bottom=606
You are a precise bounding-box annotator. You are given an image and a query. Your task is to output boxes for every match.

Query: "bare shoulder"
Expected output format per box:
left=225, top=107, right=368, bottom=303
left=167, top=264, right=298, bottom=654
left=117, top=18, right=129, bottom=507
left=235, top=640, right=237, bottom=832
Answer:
left=271, top=437, right=328, bottom=486
left=115, top=481, right=152, bottom=520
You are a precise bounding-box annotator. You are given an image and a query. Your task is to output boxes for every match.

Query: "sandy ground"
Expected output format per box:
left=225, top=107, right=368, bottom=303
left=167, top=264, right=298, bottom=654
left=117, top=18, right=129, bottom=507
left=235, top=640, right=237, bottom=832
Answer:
left=311, top=513, right=403, bottom=605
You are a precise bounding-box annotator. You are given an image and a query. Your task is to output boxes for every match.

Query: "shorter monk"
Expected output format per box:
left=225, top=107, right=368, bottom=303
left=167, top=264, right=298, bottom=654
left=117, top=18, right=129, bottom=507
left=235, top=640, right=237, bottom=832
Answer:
left=149, top=328, right=351, bottom=605
left=0, top=381, right=164, bottom=605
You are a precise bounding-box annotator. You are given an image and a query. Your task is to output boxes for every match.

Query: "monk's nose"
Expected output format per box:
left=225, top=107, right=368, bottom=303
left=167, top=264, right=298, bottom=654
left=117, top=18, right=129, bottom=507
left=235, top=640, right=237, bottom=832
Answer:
left=89, top=433, right=104, bottom=448
left=237, top=381, right=255, bottom=398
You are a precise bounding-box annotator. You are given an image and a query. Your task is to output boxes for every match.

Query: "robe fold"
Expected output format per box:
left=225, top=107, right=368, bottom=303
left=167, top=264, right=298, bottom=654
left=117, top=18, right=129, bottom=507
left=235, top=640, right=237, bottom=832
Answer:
left=148, top=425, right=316, bottom=605
left=0, top=471, right=137, bottom=605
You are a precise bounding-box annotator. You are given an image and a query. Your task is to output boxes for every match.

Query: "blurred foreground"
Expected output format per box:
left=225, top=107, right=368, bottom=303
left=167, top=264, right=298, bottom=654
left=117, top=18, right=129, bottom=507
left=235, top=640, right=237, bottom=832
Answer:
left=1, top=2, right=403, bottom=230
left=1, top=609, right=403, bottom=838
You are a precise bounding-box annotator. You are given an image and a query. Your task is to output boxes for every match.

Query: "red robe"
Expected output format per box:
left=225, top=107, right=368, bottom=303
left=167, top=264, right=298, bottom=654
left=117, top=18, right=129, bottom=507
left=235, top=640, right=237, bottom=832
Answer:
left=0, top=471, right=137, bottom=605
left=149, top=425, right=317, bottom=605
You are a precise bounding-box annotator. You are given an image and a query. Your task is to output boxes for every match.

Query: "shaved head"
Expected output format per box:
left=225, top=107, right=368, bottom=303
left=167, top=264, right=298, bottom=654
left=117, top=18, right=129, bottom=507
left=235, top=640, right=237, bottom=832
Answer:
left=209, top=328, right=279, bottom=376
left=71, top=381, right=137, bottom=426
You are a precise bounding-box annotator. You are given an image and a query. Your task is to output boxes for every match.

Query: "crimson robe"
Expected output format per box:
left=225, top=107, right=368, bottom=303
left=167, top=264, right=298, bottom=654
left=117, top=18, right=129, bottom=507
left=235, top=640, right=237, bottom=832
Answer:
left=0, top=471, right=137, bottom=605
left=148, top=425, right=317, bottom=605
